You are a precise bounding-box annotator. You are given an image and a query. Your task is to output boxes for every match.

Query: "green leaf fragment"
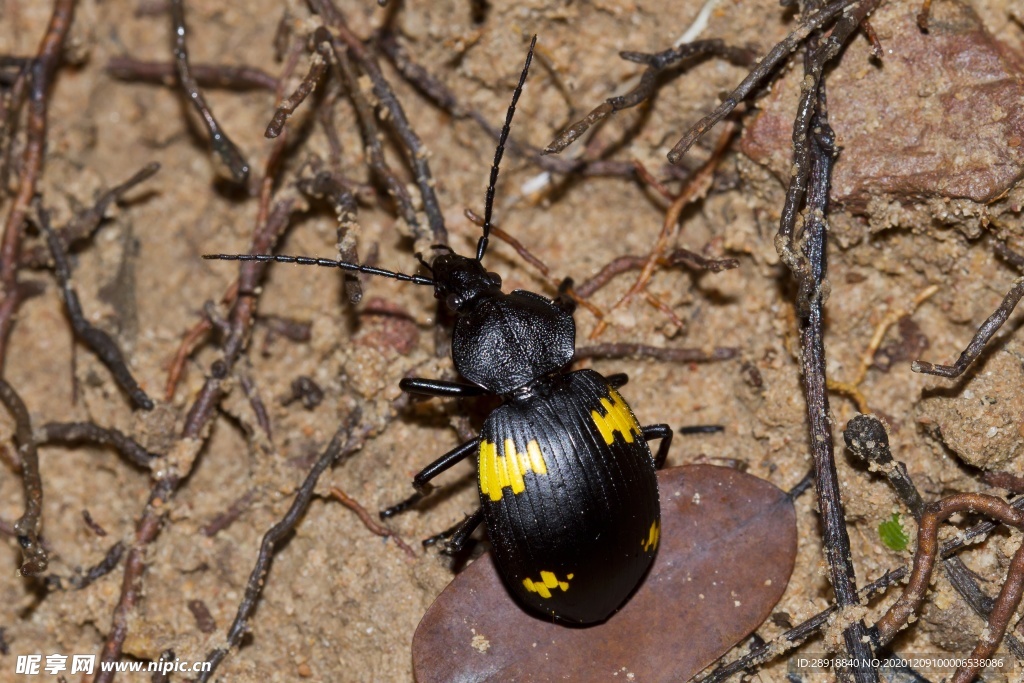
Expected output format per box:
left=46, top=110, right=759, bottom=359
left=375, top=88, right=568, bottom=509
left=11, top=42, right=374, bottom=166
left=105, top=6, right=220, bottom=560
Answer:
left=878, top=513, right=909, bottom=551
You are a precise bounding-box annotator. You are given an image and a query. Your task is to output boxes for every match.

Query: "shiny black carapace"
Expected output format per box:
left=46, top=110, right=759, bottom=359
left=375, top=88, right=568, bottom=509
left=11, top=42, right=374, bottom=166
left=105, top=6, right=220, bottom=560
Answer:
left=204, top=37, right=673, bottom=624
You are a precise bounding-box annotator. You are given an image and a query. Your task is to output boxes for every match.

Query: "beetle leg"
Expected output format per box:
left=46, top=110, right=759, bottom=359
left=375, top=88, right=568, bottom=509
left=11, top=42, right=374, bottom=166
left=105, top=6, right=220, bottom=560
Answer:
left=379, top=437, right=481, bottom=518
left=554, top=277, right=577, bottom=314
left=606, top=372, right=629, bottom=388
left=642, top=424, right=673, bottom=469
left=421, top=508, right=485, bottom=554
left=678, top=424, right=724, bottom=435
left=399, top=377, right=488, bottom=398
left=442, top=508, right=485, bottom=554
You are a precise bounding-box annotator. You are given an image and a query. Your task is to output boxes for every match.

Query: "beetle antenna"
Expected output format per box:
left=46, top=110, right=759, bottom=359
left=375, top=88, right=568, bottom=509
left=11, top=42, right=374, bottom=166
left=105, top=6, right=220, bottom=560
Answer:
left=475, top=34, right=537, bottom=263
left=414, top=252, right=434, bottom=272
left=202, top=253, right=435, bottom=286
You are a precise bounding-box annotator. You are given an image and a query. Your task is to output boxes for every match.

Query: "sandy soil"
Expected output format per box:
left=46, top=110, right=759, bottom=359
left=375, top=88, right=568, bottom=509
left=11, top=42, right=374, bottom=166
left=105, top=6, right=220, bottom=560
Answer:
left=2, top=0, right=1024, bottom=681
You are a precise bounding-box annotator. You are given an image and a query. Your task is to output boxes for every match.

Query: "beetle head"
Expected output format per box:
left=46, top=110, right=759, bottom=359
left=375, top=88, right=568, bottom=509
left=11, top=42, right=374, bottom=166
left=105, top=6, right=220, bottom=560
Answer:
left=431, top=253, right=502, bottom=313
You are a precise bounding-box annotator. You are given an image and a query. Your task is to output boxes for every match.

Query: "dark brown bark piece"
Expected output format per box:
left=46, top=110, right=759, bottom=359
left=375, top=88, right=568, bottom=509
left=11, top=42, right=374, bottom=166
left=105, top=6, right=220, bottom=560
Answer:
left=413, top=464, right=797, bottom=682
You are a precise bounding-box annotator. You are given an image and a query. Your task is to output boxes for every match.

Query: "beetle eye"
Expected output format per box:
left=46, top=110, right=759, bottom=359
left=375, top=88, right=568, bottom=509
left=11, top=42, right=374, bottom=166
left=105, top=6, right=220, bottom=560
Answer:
left=445, top=293, right=461, bottom=312
left=487, top=272, right=502, bottom=288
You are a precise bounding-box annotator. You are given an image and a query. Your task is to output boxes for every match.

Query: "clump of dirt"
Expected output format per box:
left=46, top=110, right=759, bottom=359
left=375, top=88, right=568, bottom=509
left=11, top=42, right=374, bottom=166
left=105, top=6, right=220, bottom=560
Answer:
left=2, top=0, right=1024, bottom=681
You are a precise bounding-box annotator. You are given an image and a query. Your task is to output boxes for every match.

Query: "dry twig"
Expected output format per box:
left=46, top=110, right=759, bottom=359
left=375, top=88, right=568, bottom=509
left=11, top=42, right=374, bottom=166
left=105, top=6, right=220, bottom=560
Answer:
left=545, top=42, right=754, bottom=154
left=0, top=0, right=76, bottom=371
left=328, top=486, right=417, bottom=559
left=912, top=277, right=1024, bottom=379
left=0, top=379, right=46, bottom=575
left=168, top=0, right=249, bottom=183
left=37, top=204, right=155, bottom=411
left=197, top=415, right=373, bottom=681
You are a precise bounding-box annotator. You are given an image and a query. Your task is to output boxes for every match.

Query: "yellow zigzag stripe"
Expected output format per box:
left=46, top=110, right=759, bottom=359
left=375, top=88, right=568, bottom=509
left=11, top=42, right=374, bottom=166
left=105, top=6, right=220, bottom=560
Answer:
left=522, top=570, right=574, bottom=599
left=591, top=387, right=640, bottom=445
left=643, top=520, right=660, bottom=552
left=479, top=438, right=548, bottom=501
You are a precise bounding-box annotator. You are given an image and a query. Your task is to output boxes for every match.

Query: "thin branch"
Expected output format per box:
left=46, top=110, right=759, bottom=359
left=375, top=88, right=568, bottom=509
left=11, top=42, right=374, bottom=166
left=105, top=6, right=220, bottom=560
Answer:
left=574, top=248, right=739, bottom=299
left=21, top=162, right=161, bottom=269
left=197, top=415, right=372, bottom=681
left=668, top=0, right=862, bottom=163
left=775, top=7, right=883, bottom=676
left=0, top=0, right=77, bottom=371
left=912, top=277, right=1024, bottom=378
left=38, top=421, right=159, bottom=469
left=94, top=477, right=175, bottom=683
left=37, top=203, right=154, bottom=411
left=106, top=57, right=279, bottom=91
left=237, top=372, right=272, bottom=439
left=200, top=489, right=256, bottom=537
left=545, top=41, right=754, bottom=154
left=66, top=541, right=126, bottom=590
left=574, top=343, right=737, bottom=363
left=265, top=36, right=329, bottom=138
left=169, top=0, right=249, bottom=183
left=0, top=379, right=47, bottom=575
left=328, top=486, right=416, bottom=559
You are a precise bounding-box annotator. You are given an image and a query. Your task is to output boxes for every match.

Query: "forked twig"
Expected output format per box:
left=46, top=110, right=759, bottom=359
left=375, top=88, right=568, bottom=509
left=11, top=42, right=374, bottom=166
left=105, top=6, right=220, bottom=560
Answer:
left=668, top=0, right=863, bottom=164
left=545, top=42, right=754, bottom=154
left=37, top=204, right=155, bottom=411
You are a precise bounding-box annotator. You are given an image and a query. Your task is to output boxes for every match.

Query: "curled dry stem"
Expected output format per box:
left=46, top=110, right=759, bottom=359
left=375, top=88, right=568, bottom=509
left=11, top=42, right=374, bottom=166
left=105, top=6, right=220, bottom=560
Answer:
left=845, top=414, right=1024, bottom=658
left=874, top=493, right=1024, bottom=683
left=701, top=495, right=1024, bottom=681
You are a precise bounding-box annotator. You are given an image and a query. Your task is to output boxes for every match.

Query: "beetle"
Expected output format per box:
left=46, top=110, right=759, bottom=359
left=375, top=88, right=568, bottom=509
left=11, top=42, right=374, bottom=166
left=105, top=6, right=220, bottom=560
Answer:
left=204, top=36, right=673, bottom=624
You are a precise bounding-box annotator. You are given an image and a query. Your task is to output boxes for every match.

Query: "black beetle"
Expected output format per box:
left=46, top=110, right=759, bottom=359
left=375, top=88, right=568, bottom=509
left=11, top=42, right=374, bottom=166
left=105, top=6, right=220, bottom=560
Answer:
left=204, top=37, right=672, bottom=624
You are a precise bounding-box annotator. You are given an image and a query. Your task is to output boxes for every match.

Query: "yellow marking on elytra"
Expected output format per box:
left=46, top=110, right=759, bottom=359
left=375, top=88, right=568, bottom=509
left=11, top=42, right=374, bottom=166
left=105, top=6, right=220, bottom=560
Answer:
left=522, top=570, right=573, bottom=598
left=479, top=437, right=548, bottom=502
left=591, top=387, right=640, bottom=445
left=643, top=520, right=660, bottom=552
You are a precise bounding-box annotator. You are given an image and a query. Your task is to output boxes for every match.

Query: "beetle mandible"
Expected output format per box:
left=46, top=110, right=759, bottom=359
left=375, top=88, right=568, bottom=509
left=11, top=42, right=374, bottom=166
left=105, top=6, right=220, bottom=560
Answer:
left=205, top=36, right=673, bottom=624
